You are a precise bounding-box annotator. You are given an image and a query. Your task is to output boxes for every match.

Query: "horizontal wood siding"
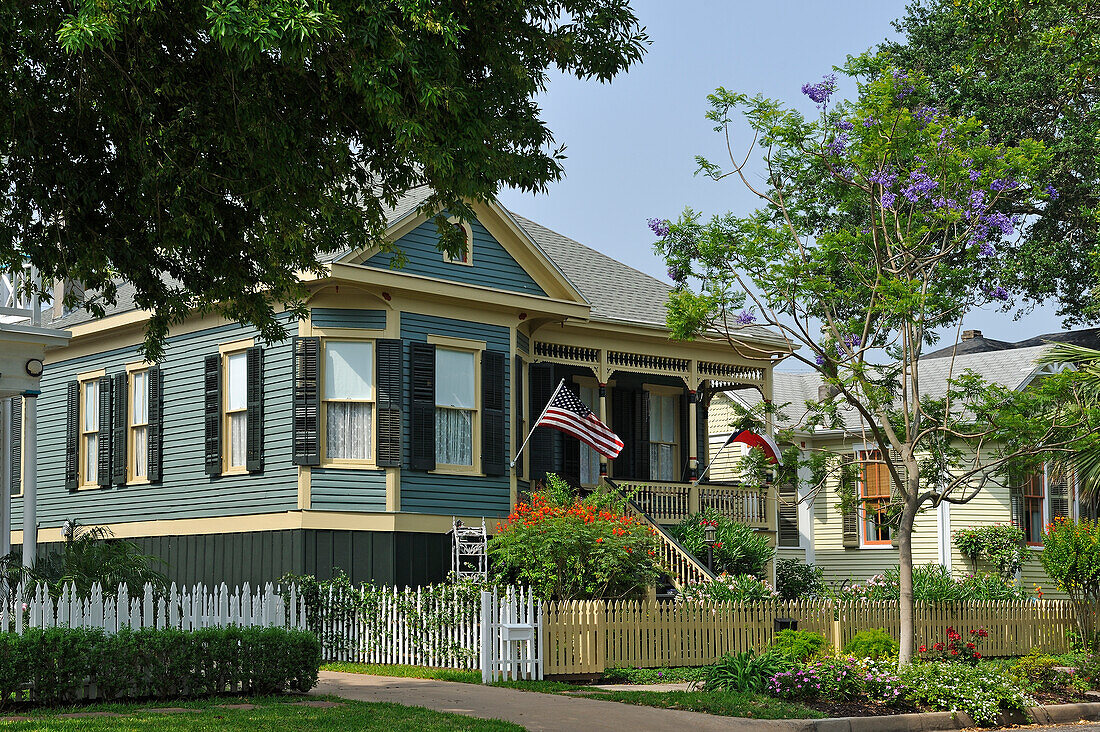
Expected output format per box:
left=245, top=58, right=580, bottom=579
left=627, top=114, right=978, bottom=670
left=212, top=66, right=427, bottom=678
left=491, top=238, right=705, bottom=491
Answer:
left=310, top=468, right=387, bottom=512
left=516, top=331, right=530, bottom=354
left=367, top=217, right=546, bottom=295
left=14, top=316, right=298, bottom=530
left=311, top=308, right=386, bottom=330
left=400, top=312, right=511, bottom=517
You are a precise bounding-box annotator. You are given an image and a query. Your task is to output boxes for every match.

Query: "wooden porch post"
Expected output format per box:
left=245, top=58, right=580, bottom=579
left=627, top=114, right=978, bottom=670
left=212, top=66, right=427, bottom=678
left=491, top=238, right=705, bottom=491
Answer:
left=598, top=383, right=608, bottom=478
left=687, top=388, right=700, bottom=515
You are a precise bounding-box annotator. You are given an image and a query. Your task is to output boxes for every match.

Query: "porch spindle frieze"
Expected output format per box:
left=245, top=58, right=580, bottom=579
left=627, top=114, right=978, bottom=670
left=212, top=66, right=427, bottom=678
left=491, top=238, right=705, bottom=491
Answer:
left=532, top=341, right=599, bottom=365
left=606, top=350, right=690, bottom=376
left=698, top=360, right=765, bottom=384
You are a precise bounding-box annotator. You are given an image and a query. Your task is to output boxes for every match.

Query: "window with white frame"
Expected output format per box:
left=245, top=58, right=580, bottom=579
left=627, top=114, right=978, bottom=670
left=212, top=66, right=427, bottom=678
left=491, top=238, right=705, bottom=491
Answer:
left=649, top=392, right=678, bottom=481
left=579, top=384, right=601, bottom=485
left=130, top=369, right=149, bottom=480
left=435, top=348, right=476, bottom=466
left=224, top=351, right=248, bottom=470
left=80, top=378, right=99, bottom=486
left=324, top=340, right=374, bottom=461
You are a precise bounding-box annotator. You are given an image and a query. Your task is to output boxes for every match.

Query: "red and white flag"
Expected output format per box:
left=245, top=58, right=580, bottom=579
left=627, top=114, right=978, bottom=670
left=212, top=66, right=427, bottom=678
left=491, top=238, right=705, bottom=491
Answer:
left=724, top=428, right=782, bottom=464
left=538, top=386, right=624, bottom=459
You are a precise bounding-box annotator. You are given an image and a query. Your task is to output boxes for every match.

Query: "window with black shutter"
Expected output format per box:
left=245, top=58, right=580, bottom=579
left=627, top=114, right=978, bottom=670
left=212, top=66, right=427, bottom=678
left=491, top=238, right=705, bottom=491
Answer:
left=97, top=375, right=112, bottom=488
left=203, top=354, right=222, bottom=476
left=111, top=372, right=127, bottom=486
left=841, top=453, right=860, bottom=548
left=513, top=355, right=524, bottom=478
left=778, top=483, right=799, bottom=547
left=634, top=390, right=650, bottom=481
left=64, top=382, right=78, bottom=490
left=147, top=367, right=164, bottom=482
left=560, top=382, right=581, bottom=486
left=292, top=337, right=321, bottom=466
left=409, top=341, right=436, bottom=470
left=376, top=339, right=404, bottom=467
left=528, top=362, right=554, bottom=482
left=9, top=396, right=21, bottom=497
left=611, top=387, right=634, bottom=479
left=481, top=350, right=506, bottom=476
left=246, top=346, right=265, bottom=472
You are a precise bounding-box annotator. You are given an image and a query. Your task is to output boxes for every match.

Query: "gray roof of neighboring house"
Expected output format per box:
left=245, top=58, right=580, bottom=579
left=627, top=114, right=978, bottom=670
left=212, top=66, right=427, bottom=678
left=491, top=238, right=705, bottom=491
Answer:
left=731, top=343, right=1052, bottom=434
left=47, top=192, right=781, bottom=342
left=923, top=326, right=1100, bottom=360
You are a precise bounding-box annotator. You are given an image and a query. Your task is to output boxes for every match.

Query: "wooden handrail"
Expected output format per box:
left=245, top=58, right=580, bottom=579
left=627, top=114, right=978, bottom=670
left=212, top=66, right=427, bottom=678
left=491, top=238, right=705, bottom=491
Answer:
left=603, top=477, right=716, bottom=590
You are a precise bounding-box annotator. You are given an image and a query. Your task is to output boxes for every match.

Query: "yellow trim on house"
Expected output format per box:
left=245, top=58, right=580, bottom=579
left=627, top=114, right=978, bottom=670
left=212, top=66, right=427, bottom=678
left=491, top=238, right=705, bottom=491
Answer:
left=426, top=334, right=487, bottom=351
left=218, top=338, right=254, bottom=355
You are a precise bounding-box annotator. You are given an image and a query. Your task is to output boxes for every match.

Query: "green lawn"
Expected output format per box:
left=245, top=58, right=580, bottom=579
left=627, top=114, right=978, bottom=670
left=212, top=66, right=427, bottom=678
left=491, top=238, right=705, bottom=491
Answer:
left=322, top=662, right=482, bottom=684
left=0, top=696, right=522, bottom=730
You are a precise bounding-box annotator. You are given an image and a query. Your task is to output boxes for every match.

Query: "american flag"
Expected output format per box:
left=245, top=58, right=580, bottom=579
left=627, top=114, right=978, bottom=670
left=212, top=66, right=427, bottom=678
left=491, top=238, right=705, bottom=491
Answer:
left=537, top=385, right=624, bottom=459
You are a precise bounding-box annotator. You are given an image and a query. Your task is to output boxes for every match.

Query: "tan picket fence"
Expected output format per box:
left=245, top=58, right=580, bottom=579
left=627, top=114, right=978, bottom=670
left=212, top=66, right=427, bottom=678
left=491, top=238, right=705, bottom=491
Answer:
left=541, top=599, right=1078, bottom=675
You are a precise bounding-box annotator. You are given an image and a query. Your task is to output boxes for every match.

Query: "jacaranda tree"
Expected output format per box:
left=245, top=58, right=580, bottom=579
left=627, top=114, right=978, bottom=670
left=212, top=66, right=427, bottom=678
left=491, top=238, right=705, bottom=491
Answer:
left=655, top=63, right=1096, bottom=664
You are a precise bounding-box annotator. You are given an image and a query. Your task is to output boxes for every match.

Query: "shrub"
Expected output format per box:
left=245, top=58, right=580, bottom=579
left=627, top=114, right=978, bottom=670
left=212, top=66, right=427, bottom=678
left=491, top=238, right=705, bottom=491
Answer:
left=489, top=475, right=659, bottom=601
left=834, top=564, right=1028, bottom=602
left=1011, top=649, right=1061, bottom=689
left=899, top=661, right=1033, bottom=725
left=668, top=508, right=774, bottom=577
left=769, top=629, right=828, bottom=662
left=677, top=573, right=776, bottom=602
left=28, top=523, right=168, bottom=596
left=917, top=626, right=987, bottom=665
left=843, top=628, right=899, bottom=660
left=1040, top=518, right=1100, bottom=649
left=775, top=558, right=823, bottom=600
left=0, top=626, right=320, bottom=708
left=814, top=656, right=905, bottom=706
left=953, top=524, right=1028, bottom=578
left=601, top=666, right=706, bottom=684
left=698, top=650, right=790, bottom=693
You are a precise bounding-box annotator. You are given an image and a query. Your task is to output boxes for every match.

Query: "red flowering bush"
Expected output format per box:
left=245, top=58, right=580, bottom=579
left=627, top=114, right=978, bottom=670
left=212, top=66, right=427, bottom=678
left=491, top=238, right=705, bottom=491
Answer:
left=488, top=474, right=659, bottom=601
left=917, top=626, right=988, bottom=666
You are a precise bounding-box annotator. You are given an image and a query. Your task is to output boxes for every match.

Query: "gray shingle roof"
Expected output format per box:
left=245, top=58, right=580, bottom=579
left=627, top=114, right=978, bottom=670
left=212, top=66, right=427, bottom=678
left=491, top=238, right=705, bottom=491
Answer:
left=736, top=344, right=1051, bottom=434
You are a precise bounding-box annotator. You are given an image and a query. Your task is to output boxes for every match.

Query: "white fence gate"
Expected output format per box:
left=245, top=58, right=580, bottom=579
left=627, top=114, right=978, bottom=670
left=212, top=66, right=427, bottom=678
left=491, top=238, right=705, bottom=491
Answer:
left=480, top=587, right=542, bottom=683
left=0, top=582, right=306, bottom=633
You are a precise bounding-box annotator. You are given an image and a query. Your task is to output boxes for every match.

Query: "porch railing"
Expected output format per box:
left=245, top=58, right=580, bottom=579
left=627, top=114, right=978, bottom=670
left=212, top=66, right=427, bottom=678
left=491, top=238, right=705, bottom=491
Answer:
left=613, top=480, right=769, bottom=528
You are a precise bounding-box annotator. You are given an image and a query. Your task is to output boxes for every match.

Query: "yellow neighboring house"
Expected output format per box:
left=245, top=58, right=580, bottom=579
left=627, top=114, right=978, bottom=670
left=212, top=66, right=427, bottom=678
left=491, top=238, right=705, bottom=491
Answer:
left=709, top=328, right=1100, bottom=596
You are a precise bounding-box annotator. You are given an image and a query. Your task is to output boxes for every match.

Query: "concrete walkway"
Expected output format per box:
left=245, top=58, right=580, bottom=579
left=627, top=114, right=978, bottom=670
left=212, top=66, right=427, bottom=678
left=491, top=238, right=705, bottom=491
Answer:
left=314, top=671, right=812, bottom=731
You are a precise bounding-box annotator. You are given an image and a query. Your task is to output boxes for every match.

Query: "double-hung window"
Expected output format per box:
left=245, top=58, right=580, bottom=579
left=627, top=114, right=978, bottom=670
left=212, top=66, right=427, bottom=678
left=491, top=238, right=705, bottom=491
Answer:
left=859, top=449, right=892, bottom=545
left=224, top=351, right=248, bottom=471
left=80, top=378, right=100, bottom=486
left=649, top=392, right=678, bottom=481
left=435, top=348, right=476, bottom=467
left=1022, top=471, right=1045, bottom=545
left=130, top=369, right=149, bottom=480
left=324, top=340, right=374, bottom=462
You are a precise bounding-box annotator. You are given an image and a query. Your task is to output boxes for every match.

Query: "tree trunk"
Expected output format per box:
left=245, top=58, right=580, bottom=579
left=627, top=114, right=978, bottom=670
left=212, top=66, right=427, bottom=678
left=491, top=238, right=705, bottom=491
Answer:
left=897, top=494, right=919, bottom=666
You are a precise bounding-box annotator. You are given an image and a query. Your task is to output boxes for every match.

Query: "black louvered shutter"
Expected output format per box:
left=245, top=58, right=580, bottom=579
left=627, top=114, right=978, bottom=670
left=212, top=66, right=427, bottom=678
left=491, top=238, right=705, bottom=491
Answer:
left=679, top=390, right=691, bottom=482
left=696, top=394, right=709, bottom=478
left=1009, top=479, right=1025, bottom=529
left=97, top=376, right=112, bottom=488
left=147, top=367, right=164, bottom=483
left=292, top=337, right=321, bottom=466
left=64, top=382, right=78, bottom=490
left=204, top=354, right=222, bottom=476
left=514, top=355, right=524, bottom=478
left=528, top=362, right=554, bottom=482
left=634, top=390, right=650, bottom=481
left=409, top=342, right=436, bottom=471
left=841, top=453, right=860, bottom=548
left=481, top=350, right=507, bottom=476
left=1050, top=470, right=1071, bottom=521
left=111, top=372, right=127, bottom=485
left=611, top=387, right=634, bottom=479
left=376, top=339, right=404, bottom=467
left=560, top=382, right=581, bottom=485
left=778, top=483, right=799, bottom=547
left=246, top=346, right=265, bottom=472
left=10, top=396, right=21, bottom=496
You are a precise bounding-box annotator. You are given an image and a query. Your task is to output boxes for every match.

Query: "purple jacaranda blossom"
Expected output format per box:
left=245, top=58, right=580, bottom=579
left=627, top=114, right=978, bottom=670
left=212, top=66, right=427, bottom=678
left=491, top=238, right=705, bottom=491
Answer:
left=836, top=166, right=856, bottom=180
left=914, top=106, right=937, bottom=124
left=990, top=177, right=1018, bottom=192
left=648, top=217, right=670, bottom=238
left=802, top=73, right=837, bottom=105
left=978, top=242, right=995, bottom=258
left=863, top=116, right=877, bottom=128
left=992, top=286, right=1009, bottom=301
left=1045, top=184, right=1059, bottom=200
left=826, top=129, right=849, bottom=156
left=969, top=169, right=981, bottom=182
left=815, top=353, right=827, bottom=366
left=836, top=119, right=855, bottom=132
left=880, top=191, right=897, bottom=209
left=983, top=211, right=1015, bottom=236
left=902, top=170, right=938, bottom=202
left=868, top=168, right=897, bottom=188
left=968, top=189, right=986, bottom=210
left=734, top=310, right=757, bottom=325
left=842, top=333, right=862, bottom=348
left=667, top=266, right=686, bottom=283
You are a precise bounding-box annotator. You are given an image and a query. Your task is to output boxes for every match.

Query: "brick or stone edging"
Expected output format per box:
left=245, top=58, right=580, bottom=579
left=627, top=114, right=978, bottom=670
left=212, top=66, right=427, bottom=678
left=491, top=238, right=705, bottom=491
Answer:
left=794, top=702, right=1100, bottom=732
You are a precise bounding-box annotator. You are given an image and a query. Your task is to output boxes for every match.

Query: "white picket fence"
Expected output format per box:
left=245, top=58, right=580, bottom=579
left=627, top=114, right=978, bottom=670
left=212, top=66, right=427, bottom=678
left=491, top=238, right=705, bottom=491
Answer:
left=0, top=582, right=306, bottom=633
left=480, top=587, right=542, bottom=683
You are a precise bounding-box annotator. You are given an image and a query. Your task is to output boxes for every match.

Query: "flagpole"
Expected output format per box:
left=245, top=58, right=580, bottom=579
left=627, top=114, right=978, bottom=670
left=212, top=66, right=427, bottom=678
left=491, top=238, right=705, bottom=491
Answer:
left=509, top=378, right=565, bottom=468
left=696, top=433, right=736, bottom=483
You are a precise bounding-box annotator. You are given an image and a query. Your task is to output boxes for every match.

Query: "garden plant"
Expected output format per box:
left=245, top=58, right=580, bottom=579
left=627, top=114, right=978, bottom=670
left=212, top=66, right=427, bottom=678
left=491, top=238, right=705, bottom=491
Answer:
left=1040, top=517, right=1100, bottom=649
left=669, top=508, right=773, bottom=576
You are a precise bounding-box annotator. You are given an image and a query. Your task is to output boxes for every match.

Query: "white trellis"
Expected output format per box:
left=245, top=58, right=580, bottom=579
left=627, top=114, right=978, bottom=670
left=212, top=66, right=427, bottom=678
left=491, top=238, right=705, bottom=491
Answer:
left=0, top=582, right=306, bottom=633
left=480, top=587, right=542, bottom=683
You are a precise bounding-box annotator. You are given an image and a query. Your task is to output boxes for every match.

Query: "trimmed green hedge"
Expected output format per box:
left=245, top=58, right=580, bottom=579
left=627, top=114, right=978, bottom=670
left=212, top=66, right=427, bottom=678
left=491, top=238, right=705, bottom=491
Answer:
left=0, top=626, right=320, bottom=707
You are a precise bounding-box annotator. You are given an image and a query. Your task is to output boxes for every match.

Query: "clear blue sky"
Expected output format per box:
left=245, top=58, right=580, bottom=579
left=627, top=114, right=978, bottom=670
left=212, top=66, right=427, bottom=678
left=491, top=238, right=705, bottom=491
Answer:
left=496, top=0, right=1066, bottom=347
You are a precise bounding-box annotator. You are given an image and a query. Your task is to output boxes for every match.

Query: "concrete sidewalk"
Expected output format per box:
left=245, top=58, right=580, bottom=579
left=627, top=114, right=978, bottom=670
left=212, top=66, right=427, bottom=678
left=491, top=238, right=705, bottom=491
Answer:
left=313, top=670, right=811, bottom=731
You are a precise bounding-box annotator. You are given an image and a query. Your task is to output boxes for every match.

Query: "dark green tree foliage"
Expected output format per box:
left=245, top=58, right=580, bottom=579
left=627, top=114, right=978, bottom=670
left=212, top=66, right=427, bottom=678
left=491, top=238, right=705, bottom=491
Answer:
left=0, top=1, right=647, bottom=357
left=882, top=0, right=1100, bottom=325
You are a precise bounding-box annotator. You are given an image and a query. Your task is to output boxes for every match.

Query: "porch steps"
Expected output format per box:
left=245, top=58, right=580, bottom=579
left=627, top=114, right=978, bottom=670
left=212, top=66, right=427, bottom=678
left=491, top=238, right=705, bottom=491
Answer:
left=603, top=478, right=715, bottom=593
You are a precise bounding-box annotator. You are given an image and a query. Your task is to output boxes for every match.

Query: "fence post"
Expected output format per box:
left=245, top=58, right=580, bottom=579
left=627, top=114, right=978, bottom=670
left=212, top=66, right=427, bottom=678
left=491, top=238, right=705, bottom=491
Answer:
left=480, top=589, right=493, bottom=684
left=832, top=618, right=843, bottom=653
